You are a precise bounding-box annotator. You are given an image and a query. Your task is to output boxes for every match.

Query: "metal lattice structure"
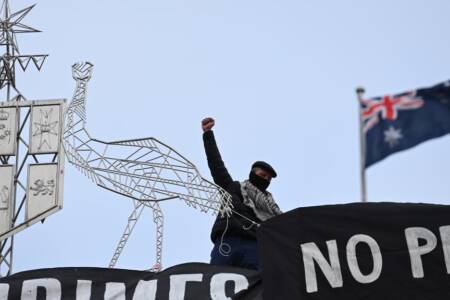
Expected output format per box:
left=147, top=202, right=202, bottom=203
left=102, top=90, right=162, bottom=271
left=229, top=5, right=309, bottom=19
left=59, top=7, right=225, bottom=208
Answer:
left=0, top=1, right=65, bottom=277
left=63, top=62, right=232, bottom=270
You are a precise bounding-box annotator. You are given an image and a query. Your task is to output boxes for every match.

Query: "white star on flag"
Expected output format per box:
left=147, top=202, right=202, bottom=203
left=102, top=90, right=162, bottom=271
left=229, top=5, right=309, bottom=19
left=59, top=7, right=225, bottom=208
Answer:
left=384, top=126, right=403, bottom=147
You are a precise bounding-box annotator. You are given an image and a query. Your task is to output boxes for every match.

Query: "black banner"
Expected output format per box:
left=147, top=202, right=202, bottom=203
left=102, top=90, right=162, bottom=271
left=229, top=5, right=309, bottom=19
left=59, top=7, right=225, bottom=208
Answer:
left=258, top=202, right=450, bottom=300
left=0, top=263, right=262, bottom=299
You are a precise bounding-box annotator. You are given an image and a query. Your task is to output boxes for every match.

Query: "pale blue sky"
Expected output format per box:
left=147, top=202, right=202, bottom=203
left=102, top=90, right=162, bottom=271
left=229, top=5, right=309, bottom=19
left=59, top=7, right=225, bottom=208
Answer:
left=9, top=0, right=450, bottom=272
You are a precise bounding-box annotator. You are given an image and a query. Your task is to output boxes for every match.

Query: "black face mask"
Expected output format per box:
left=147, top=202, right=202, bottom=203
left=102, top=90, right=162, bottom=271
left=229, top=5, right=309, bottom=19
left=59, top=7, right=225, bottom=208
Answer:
left=249, top=171, right=270, bottom=192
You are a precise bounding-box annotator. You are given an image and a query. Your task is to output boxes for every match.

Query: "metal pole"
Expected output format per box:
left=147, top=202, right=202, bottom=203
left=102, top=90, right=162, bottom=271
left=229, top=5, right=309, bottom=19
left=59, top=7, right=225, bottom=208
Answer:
left=4, top=0, right=13, bottom=275
left=5, top=0, right=10, bottom=102
left=356, top=87, right=367, bottom=202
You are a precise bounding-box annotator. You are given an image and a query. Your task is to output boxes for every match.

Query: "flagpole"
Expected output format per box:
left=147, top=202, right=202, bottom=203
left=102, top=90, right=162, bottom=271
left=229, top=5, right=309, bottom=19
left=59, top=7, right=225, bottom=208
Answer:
left=356, top=87, right=367, bottom=202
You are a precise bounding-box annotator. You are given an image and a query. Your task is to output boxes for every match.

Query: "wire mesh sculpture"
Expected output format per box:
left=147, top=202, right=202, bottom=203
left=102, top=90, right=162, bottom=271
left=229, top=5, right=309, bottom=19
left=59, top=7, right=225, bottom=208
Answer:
left=63, top=62, right=233, bottom=271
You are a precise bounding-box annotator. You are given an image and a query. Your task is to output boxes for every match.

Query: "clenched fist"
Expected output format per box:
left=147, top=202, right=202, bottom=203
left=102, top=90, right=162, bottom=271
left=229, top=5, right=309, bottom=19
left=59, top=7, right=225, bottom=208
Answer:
left=202, top=117, right=215, bottom=132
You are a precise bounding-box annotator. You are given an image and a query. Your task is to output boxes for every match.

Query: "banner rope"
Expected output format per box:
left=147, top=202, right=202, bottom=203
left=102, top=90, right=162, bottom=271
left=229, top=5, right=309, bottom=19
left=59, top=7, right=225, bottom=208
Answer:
left=218, top=209, right=260, bottom=257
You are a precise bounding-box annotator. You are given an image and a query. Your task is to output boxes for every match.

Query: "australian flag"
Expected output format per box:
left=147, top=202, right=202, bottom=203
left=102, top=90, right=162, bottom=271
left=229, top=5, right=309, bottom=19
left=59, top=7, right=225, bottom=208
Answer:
left=362, top=80, right=450, bottom=168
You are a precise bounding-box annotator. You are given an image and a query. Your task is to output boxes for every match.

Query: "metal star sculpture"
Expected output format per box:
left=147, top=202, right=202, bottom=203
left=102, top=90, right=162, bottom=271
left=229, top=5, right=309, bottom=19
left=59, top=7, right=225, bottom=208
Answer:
left=0, top=0, right=47, bottom=95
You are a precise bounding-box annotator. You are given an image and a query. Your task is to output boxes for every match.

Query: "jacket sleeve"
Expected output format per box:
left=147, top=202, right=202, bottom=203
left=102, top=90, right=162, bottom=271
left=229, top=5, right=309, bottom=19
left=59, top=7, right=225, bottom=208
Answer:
left=203, top=130, right=234, bottom=189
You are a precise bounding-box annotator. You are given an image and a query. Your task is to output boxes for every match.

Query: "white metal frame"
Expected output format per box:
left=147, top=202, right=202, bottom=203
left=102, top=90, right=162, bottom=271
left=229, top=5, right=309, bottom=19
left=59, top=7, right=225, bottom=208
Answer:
left=64, top=62, right=232, bottom=271
left=0, top=0, right=65, bottom=276
left=0, top=99, right=66, bottom=276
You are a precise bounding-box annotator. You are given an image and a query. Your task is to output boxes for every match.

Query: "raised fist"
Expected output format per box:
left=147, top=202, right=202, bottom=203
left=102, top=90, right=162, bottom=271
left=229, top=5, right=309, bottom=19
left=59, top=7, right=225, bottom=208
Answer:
left=201, top=117, right=215, bottom=132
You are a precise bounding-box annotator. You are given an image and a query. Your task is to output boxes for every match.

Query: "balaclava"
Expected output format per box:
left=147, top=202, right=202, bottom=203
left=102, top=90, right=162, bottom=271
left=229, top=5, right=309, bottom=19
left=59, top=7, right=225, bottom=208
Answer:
left=249, top=170, right=270, bottom=192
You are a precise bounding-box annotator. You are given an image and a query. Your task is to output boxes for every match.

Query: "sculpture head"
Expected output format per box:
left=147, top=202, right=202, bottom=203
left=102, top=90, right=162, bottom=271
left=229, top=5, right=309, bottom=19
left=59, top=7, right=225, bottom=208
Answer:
left=72, top=61, right=94, bottom=81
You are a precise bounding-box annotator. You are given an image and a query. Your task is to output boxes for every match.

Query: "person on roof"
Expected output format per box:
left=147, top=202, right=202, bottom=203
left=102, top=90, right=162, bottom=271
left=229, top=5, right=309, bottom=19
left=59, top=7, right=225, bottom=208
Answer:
left=201, top=117, right=282, bottom=270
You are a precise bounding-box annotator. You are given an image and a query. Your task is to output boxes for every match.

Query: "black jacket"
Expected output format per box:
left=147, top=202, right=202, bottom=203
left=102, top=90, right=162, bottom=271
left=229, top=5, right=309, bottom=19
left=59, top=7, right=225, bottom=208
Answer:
left=203, top=130, right=260, bottom=242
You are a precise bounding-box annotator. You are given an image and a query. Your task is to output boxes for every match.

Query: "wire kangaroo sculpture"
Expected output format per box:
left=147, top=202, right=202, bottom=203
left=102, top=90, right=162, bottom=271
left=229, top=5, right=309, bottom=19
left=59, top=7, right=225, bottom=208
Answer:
left=63, top=62, right=232, bottom=271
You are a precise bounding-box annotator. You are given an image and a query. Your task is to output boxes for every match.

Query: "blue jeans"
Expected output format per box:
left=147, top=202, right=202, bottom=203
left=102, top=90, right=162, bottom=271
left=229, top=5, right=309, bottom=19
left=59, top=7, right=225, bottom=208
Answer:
left=210, top=237, right=259, bottom=270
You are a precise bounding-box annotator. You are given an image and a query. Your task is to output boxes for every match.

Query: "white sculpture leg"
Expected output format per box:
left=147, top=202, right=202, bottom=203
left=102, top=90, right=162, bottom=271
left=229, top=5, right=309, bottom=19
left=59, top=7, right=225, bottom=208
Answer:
left=147, top=201, right=164, bottom=272
left=109, top=200, right=145, bottom=268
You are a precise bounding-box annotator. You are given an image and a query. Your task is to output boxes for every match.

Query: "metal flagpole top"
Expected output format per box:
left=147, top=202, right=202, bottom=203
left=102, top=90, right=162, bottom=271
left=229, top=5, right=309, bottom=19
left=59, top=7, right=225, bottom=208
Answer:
left=356, top=86, right=366, bottom=96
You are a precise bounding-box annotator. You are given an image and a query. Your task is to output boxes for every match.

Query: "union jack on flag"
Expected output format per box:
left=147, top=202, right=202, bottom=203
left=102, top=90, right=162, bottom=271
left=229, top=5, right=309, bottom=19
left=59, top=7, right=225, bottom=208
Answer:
left=362, top=92, right=424, bottom=133
left=362, top=80, right=450, bottom=167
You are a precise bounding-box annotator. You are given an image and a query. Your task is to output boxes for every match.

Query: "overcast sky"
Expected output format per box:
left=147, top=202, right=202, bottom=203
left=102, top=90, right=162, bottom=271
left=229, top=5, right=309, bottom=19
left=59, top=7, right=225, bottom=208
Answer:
left=6, top=0, right=450, bottom=273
